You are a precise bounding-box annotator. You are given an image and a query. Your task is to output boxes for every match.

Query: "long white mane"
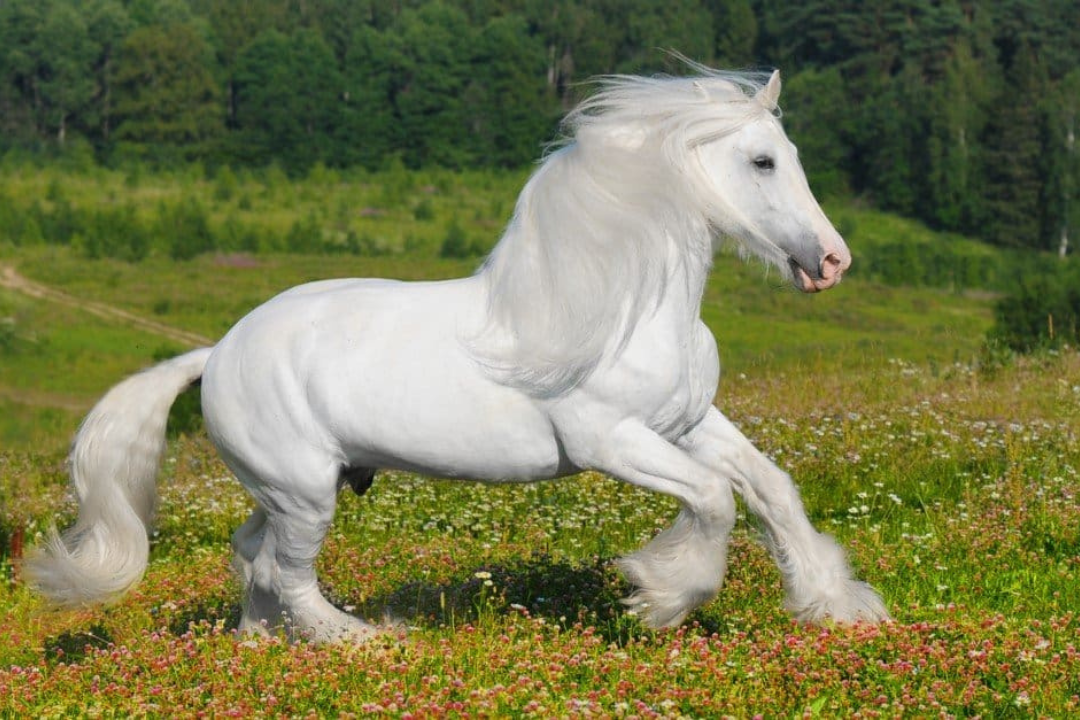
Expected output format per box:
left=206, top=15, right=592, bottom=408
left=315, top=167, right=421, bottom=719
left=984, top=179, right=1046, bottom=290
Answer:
left=475, top=67, right=777, bottom=397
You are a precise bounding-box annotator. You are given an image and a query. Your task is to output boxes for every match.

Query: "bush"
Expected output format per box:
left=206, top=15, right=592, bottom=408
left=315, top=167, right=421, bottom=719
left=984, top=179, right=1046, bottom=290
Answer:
left=285, top=212, right=326, bottom=253
left=858, top=241, right=1004, bottom=292
left=86, top=205, right=150, bottom=261
left=989, top=260, right=1080, bottom=352
left=163, top=198, right=217, bottom=260
left=213, top=165, right=239, bottom=202
left=439, top=218, right=481, bottom=258
left=413, top=197, right=435, bottom=221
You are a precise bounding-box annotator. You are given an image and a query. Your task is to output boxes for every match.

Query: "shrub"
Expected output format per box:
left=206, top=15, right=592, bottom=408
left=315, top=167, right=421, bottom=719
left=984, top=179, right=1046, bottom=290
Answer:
left=213, top=165, right=239, bottom=202
left=858, top=241, right=1004, bottom=292
left=35, top=197, right=80, bottom=245
left=87, top=205, right=150, bottom=261
left=286, top=211, right=325, bottom=253
left=439, top=218, right=481, bottom=258
left=163, top=198, right=217, bottom=260
left=414, top=197, right=435, bottom=221
left=989, top=259, right=1080, bottom=352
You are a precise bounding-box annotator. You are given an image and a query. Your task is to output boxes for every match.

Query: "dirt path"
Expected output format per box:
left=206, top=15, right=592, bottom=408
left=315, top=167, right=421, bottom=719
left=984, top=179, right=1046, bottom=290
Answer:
left=0, top=386, right=88, bottom=412
left=0, top=264, right=214, bottom=348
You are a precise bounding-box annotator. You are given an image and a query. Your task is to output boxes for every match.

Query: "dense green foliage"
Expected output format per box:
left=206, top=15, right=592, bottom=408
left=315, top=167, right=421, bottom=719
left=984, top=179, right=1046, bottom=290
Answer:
left=1, top=0, right=1079, bottom=253
left=0, top=162, right=524, bottom=263
left=991, top=260, right=1080, bottom=352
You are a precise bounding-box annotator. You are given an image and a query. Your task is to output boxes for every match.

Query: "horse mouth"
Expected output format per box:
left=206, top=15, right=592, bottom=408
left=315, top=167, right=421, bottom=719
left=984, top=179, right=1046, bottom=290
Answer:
left=788, top=256, right=839, bottom=293
left=788, top=256, right=817, bottom=292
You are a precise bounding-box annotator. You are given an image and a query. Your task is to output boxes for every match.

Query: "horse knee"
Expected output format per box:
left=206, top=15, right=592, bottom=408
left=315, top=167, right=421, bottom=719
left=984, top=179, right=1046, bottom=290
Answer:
left=688, top=481, right=736, bottom=535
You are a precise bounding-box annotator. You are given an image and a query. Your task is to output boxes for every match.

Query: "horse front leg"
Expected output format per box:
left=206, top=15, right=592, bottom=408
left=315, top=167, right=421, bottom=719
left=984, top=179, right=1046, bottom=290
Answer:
left=583, top=420, right=738, bottom=628
left=688, top=407, right=889, bottom=624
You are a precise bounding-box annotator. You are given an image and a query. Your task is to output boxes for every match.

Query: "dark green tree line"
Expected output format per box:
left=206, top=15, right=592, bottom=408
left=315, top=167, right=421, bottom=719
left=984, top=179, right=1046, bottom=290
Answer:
left=2, top=0, right=1079, bottom=253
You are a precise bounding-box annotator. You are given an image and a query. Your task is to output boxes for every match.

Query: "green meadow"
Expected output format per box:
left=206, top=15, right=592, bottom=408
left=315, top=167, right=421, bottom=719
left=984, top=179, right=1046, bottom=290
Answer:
left=1, top=166, right=1077, bottom=716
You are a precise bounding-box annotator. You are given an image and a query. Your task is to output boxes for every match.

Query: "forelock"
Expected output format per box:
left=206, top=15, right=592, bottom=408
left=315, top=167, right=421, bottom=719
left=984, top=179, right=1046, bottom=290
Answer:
left=560, top=67, right=777, bottom=147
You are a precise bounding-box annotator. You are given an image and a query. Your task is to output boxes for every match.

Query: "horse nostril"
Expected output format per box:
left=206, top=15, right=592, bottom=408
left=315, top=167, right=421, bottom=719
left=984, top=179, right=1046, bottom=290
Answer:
left=820, top=252, right=843, bottom=280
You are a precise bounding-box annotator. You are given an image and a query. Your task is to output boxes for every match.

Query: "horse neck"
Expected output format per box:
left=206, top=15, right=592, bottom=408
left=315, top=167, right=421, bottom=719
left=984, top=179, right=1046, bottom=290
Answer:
left=653, top=228, right=714, bottom=331
left=473, top=143, right=714, bottom=395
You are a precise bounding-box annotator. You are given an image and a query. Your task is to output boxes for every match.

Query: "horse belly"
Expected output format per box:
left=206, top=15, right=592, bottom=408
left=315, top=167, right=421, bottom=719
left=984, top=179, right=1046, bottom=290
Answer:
left=204, top=279, right=564, bottom=483
left=324, top=349, right=566, bottom=481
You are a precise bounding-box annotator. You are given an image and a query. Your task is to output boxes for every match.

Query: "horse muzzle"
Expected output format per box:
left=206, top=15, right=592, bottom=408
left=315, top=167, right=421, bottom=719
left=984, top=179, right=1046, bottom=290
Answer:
left=788, top=245, right=851, bottom=293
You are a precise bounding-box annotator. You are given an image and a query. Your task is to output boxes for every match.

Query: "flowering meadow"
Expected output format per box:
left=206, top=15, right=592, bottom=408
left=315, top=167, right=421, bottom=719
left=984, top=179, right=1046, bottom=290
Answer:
left=1, top=347, right=1077, bottom=718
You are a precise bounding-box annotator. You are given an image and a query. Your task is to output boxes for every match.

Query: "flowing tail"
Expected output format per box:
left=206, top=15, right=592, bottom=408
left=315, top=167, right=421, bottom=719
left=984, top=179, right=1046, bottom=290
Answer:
left=23, top=347, right=214, bottom=608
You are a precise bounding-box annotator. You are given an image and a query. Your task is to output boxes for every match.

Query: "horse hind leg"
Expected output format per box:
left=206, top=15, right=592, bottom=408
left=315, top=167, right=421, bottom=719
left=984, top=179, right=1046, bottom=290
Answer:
left=231, top=506, right=280, bottom=638
left=230, top=461, right=379, bottom=644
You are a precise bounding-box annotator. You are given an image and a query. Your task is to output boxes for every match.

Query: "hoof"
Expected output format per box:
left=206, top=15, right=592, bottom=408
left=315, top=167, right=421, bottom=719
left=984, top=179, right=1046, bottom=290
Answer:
left=789, top=579, right=890, bottom=625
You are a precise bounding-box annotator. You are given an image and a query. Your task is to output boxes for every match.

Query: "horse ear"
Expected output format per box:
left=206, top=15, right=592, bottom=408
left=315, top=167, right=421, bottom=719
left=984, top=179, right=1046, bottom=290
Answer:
left=757, top=70, right=781, bottom=110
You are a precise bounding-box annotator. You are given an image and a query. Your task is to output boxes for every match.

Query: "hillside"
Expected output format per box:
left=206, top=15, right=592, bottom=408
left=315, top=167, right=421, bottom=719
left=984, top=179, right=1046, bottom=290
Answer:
left=0, top=165, right=1008, bottom=450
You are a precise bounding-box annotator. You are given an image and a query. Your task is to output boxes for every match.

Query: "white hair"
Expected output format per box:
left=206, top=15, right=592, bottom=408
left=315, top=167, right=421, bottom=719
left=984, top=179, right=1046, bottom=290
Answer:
left=474, top=67, right=777, bottom=397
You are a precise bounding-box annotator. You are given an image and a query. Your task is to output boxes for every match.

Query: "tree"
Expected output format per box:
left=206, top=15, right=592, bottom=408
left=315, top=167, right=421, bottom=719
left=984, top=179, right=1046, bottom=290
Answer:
left=706, top=0, right=758, bottom=66
left=608, top=0, right=715, bottom=74
left=899, top=0, right=966, bottom=82
left=337, top=25, right=400, bottom=169
left=0, top=0, right=98, bottom=146
left=468, top=14, right=556, bottom=166
left=35, top=4, right=99, bottom=144
left=781, top=67, right=851, bottom=198
left=111, top=21, right=223, bottom=160
left=85, top=0, right=134, bottom=145
left=1043, top=69, right=1080, bottom=258
left=231, top=29, right=344, bottom=172
left=980, top=45, right=1049, bottom=248
left=194, top=0, right=291, bottom=128
left=850, top=65, right=927, bottom=216
left=391, top=2, right=477, bottom=167
left=921, top=39, right=995, bottom=233
left=518, top=0, right=618, bottom=108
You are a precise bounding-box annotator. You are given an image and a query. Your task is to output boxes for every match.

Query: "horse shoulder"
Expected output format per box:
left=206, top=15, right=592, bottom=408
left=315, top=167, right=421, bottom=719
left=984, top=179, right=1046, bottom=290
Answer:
left=554, top=317, right=720, bottom=455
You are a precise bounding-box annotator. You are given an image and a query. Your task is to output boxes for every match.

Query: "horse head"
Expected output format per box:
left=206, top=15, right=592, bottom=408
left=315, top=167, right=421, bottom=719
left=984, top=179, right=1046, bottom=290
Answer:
left=693, top=70, right=851, bottom=293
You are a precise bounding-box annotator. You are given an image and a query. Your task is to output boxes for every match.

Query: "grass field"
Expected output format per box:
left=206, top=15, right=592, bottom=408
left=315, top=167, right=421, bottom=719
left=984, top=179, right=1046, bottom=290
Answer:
left=1, top=167, right=1078, bottom=716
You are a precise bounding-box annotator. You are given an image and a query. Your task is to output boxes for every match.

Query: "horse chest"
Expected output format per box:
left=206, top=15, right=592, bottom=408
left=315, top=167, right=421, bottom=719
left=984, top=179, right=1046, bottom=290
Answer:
left=588, top=319, right=719, bottom=440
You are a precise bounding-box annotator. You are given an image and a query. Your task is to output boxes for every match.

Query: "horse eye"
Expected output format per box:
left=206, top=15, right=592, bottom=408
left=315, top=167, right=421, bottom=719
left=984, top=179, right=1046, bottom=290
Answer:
left=753, top=156, right=775, bottom=171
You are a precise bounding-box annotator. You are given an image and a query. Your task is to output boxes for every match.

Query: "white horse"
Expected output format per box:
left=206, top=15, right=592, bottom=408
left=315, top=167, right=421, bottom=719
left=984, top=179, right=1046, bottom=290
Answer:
left=26, top=67, right=888, bottom=642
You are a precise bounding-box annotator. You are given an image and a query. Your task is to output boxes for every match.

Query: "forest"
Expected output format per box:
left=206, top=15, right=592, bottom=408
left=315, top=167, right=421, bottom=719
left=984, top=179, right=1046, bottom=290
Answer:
left=1, top=0, right=1078, bottom=256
